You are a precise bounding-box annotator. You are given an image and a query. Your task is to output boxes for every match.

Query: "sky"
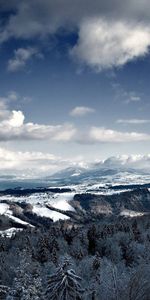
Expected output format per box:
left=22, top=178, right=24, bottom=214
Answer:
left=0, top=0, right=150, bottom=177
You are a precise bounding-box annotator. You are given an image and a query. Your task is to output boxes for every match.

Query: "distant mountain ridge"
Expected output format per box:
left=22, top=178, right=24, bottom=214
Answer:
left=48, top=164, right=150, bottom=186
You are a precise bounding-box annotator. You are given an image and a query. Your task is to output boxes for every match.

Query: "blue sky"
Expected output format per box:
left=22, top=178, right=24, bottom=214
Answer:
left=0, top=0, right=150, bottom=176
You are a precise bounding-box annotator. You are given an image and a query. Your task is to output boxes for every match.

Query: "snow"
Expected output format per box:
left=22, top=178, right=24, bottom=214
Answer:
left=6, top=214, right=33, bottom=226
left=0, top=227, right=23, bottom=237
left=49, top=192, right=75, bottom=210
left=0, top=201, right=32, bottom=227
left=0, top=192, right=75, bottom=222
left=71, top=172, right=81, bottom=177
left=120, top=209, right=144, bottom=217
left=0, top=181, right=149, bottom=224
left=0, top=203, right=9, bottom=214
left=31, top=192, right=74, bottom=221
left=32, top=205, right=69, bottom=222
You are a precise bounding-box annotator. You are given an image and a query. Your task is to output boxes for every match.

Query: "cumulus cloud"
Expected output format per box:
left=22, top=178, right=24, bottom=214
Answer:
left=96, top=154, right=150, bottom=171
left=1, top=1, right=150, bottom=70
left=0, top=115, right=76, bottom=142
left=71, top=19, right=150, bottom=70
left=117, top=119, right=150, bottom=125
left=70, top=106, right=95, bottom=117
left=1, top=0, right=150, bottom=40
left=0, top=98, right=76, bottom=141
left=7, top=47, right=39, bottom=72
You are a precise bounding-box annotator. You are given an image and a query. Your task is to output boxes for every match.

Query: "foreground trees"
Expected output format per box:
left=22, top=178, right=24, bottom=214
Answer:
left=128, top=265, right=150, bottom=300
left=45, top=258, right=84, bottom=300
left=0, top=214, right=149, bottom=299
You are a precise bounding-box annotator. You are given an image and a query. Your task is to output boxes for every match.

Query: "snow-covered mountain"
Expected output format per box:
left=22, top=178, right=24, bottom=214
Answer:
left=0, top=154, right=150, bottom=237
left=48, top=162, right=150, bottom=187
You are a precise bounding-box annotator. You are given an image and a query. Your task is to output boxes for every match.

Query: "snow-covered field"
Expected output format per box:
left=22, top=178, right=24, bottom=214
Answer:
left=0, top=192, right=75, bottom=223
left=0, top=176, right=149, bottom=225
left=0, top=169, right=150, bottom=236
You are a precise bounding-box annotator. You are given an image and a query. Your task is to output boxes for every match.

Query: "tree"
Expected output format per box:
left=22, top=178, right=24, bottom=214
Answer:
left=128, top=265, right=150, bottom=300
left=45, top=258, right=84, bottom=300
left=7, top=250, right=43, bottom=300
left=0, top=282, right=10, bottom=300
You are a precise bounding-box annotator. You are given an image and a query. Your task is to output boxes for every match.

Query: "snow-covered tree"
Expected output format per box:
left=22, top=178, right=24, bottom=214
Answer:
left=45, top=258, right=84, bottom=300
left=7, top=250, right=43, bottom=300
left=0, top=282, right=10, bottom=300
left=128, top=264, right=150, bottom=300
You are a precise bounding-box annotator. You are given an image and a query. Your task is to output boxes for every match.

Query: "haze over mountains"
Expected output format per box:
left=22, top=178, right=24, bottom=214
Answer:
left=0, top=153, right=150, bottom=180
left=42, top=154, right=150, bottom=188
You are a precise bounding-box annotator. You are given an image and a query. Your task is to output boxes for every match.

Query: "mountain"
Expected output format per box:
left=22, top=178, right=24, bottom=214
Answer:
left=48, top=164, right=150, bottom=186
left=73, top=188, right=150, bottom=218
left=49, top=166, right=87, bottom=180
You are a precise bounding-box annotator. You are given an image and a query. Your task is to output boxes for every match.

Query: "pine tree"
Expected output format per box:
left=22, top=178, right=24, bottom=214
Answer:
left=45, top=258, right=84, bottom=300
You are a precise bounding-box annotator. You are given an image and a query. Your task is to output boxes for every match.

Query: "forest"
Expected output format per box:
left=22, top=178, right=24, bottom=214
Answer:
left=0, top=208, right=150, bottom=299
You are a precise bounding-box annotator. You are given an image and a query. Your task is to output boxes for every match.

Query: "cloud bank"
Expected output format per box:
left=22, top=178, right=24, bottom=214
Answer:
left=0, top=147, right=69, bottom=177
left=0, top=98, right=149, bottom=143
left=97, top=154, right=150, bottom=171
left=83, top=127, right=150, bottom=143
left=0, top=147, right=149, bottom=178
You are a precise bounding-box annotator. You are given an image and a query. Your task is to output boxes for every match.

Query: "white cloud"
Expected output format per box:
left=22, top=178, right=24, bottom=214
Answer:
left=0, top=116, right=76, bottom=142
left=85, top=126, right=150, bottom=143
left=7, top=47, right=39, bottom=72
left=117, top=119, right=150, bottom=124
left=0, top=147, right=88, bottom=177
left=0, top=98, right=76, bottom=141
left=0, top=147, right=149, bottom=178
left=0, top=96, right=149, bottom=144
left=53, top=126, right=77, bottom=141
left=71, top=19, right=150, bottom=70
left=70, top=106, right=95, bottom=116
left=3, top=111, right=25, bottom=128
left=96, top=154, right=150, bottom=171
left=0, top=147, right=67, bottom=176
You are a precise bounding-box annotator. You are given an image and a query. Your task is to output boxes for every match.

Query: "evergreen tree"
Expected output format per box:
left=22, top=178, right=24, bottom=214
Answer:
left=45, top=258, right=84, bottom=300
